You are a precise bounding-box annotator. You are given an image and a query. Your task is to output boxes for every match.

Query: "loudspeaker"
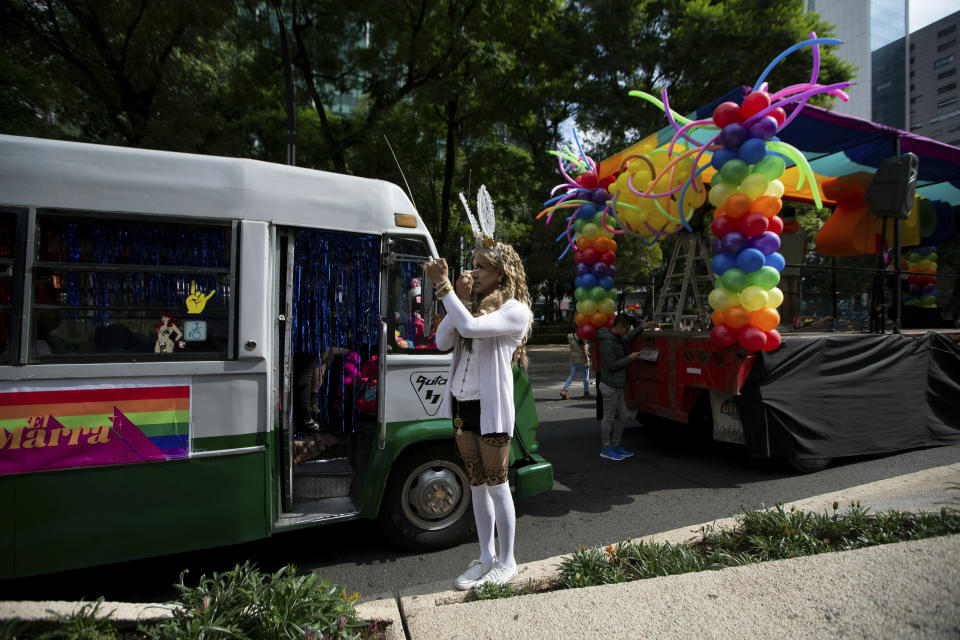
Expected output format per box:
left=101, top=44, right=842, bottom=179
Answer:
left=864, top=153, right=918, bottom=219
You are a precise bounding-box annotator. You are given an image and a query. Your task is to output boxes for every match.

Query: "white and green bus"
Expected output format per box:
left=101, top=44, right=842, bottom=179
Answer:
left=0, top=134, right=552, bottom=579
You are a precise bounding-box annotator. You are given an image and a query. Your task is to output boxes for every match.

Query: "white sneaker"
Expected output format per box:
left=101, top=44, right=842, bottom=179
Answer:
left=454, top=559, right=494, bottom=590
left=474, top=561, right=518, bottom=588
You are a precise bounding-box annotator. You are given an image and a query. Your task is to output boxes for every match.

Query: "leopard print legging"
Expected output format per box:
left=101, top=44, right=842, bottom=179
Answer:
left=456, top=431, right=511, bottom=486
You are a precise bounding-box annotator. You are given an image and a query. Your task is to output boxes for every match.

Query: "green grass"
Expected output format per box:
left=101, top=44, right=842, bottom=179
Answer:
left=6, top=504, right=959, bottom=631
left=0, top=562, right=385, bottom=640
left=470, top=578, right=550, bottom=601
left=555, top=503, right=960, bottom=591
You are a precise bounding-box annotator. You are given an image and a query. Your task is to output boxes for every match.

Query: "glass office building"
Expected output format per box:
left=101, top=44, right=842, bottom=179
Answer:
left=804, top=0, right=908, bottom=127
left=907, top=13, right=960, bottom=145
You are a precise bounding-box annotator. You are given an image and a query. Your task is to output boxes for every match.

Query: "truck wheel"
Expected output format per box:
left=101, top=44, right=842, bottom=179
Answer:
left=786, top=457, right=831, bottom=473
left=378, top=443, right=475, bottom=551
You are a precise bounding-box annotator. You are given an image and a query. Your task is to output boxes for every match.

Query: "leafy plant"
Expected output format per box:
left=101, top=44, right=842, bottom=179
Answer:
left=697, top=503, right=960, bottom=562
left=613, top=540, right=721, bottom=579
left=556, top=505, right=960, bottom=596
left=471, top=582, right=518, bottom=601
left=558, top=545, right=626, bottom=589
left=39, top=598, right=119, bottom=640
left=0, top=618, right=35, bottom=640
left=143, top=561, right=366, bottom=640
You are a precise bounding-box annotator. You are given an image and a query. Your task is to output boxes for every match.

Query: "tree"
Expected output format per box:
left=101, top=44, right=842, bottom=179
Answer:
left=0, top=1, right=248, bottom=149
left=568, top=0, right=855, bottom=158
left=284, top=0, right=574, bottom=259
left=0, top=0, right=856, bottom=302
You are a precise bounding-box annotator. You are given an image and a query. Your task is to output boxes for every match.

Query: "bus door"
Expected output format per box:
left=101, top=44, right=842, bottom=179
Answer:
left=275, top=227, right=382, bottom=529
left=374, top=237, right=476, bottom=549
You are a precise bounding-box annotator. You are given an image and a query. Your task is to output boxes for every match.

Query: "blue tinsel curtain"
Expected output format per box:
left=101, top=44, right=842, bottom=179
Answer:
left=291, top=230, right=380, bottom=428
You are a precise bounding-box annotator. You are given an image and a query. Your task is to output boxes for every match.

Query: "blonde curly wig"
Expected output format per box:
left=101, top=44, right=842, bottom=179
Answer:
left=465, top=242, right=533, bottom=368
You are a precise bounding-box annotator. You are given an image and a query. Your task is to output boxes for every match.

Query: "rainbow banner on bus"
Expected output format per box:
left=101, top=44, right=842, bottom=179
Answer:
left=0, top=378, right=190, bottom=475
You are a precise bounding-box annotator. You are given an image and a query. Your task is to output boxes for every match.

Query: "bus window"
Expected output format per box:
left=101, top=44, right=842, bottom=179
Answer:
left=386, top=237, right=439, bottom=352
left=31, top=212, right=234, bottom=361
left=0, top=210, right=21, bottom=363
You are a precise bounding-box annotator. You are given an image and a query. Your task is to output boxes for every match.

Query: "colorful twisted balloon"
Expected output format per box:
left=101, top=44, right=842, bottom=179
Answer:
left=536, top=136, right=621, bottom=339
left=540, top=33, right=851, bottom=349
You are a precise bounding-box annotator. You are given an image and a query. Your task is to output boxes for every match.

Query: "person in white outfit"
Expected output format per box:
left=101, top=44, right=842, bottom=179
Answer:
left=425, top=186, right=532, bottom=591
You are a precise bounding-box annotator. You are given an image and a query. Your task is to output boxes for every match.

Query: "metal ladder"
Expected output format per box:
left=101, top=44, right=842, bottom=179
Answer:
left=653, top=232, right=715, bottom=330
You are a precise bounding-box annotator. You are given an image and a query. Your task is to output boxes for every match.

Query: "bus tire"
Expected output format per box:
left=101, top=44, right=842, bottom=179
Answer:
left=786, top=457, right=831, bottom=473
left=378, top=442, right=475, bottom=551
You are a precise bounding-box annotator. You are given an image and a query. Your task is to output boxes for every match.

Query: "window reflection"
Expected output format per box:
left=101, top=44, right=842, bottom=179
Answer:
left=31, top=213, right=233, bottom=360
left=387, top=239, right=439, bottom=352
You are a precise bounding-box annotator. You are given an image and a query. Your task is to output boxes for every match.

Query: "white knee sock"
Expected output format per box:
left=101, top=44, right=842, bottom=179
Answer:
left=487, top=481, right=516, bottom=569
left=471, top=485, right=496, bottom=564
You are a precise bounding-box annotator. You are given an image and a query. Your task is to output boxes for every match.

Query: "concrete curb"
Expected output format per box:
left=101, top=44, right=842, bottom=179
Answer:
left=396, top=462, right=960, bottom=620
left=354, top=597, right=406, bottom=640
left=401, top=535, right=960, bottom=640
left=0, top=600, right=176, bottom=626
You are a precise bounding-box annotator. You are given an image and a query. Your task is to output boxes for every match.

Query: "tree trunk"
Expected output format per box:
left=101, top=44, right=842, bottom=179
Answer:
left=291, top=7, right=347, bottom=173
left=438, top=95, right=459, bottom=260
left=274, top=3, right=297, bottom=166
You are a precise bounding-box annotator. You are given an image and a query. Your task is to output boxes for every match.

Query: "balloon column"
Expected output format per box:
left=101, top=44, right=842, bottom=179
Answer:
left=538, top=33, right=851, bottom=351
left=904, top=247, right=938, bottom=309
left=538, top=144, right=621, bottom=340
left=571, top=203, right=619, bottom=341
left=705, top=93, right=791, bottom=352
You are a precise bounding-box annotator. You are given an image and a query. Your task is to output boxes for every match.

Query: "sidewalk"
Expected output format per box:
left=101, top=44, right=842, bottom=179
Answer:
left=388, top=462, right=960, bottom=639
left=525, top=343, right=572, bottom=375
left=5, top=463, right=958, bottom=639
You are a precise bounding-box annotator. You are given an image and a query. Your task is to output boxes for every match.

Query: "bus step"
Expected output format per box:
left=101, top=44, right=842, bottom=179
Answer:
left=294, top=457, right=354, bottom=499
left=277, top=497, right=360, bottom=528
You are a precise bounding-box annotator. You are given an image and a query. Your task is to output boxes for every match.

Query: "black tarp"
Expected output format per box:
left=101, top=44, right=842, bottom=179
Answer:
left=736, top=332, right=960, bottom=461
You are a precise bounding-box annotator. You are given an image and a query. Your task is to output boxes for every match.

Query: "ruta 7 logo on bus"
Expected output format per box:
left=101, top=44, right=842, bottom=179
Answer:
left=410, top=372, right=448, bottom=417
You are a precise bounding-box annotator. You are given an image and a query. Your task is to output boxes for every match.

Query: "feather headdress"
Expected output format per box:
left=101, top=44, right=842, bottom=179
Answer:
left=458, top=185, right=497, bottom=248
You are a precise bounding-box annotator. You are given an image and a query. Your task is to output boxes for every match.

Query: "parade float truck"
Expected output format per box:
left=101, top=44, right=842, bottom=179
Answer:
left=597, top=118, right=960, bottom=473
left=0, top=135, right=553, bottom=579
left=541, top=39, right=960, bottom=472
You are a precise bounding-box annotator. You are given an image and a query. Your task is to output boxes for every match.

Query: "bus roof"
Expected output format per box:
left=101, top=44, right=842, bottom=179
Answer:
left=0, top=134, right=429, bottom=238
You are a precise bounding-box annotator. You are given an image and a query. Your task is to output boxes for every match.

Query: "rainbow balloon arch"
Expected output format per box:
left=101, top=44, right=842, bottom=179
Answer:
left=538, top=34, right=851, bottom=349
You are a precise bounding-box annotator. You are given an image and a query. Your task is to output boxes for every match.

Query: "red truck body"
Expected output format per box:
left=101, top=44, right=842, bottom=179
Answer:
left=605, top=331, right=755, bottom=424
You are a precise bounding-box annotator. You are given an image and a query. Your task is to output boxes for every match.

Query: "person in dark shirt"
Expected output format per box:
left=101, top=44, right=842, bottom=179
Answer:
left=594, top=313, right=645, bottom=461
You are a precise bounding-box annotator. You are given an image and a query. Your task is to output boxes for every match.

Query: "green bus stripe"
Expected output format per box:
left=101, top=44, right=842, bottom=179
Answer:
left=192, top=432, right=266, bottom=451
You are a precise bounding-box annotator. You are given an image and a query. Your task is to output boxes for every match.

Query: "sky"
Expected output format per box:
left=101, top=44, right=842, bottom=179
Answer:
left=909, top=0, right=957, bottom=31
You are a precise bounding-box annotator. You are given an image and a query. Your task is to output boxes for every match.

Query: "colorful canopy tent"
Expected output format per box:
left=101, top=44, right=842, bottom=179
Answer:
left=598, top=87, right=960, bottom=209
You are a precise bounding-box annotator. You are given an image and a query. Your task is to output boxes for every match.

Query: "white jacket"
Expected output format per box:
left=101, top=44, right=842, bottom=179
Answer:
left=435, top=296, right=531, bottom=436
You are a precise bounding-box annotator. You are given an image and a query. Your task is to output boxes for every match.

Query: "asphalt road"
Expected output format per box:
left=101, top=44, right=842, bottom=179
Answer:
left=5, top=369, right=960, bottom=603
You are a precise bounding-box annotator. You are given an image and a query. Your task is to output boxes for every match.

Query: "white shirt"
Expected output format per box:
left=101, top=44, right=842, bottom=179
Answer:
left=449, top=340, right=481, bottom=400
left=435, top=295, right=531, bottom=436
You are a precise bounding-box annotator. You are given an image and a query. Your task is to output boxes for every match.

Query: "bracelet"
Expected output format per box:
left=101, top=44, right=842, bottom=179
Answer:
left=435, top=282, right=454, bottom=299
left=433, top=280, right=450, bottom=291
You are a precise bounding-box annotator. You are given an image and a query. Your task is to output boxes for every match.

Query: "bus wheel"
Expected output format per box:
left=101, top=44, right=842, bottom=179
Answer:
left=378, top=443, right=475, bottom=551
left=786, top=457, right=831, bottom=473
